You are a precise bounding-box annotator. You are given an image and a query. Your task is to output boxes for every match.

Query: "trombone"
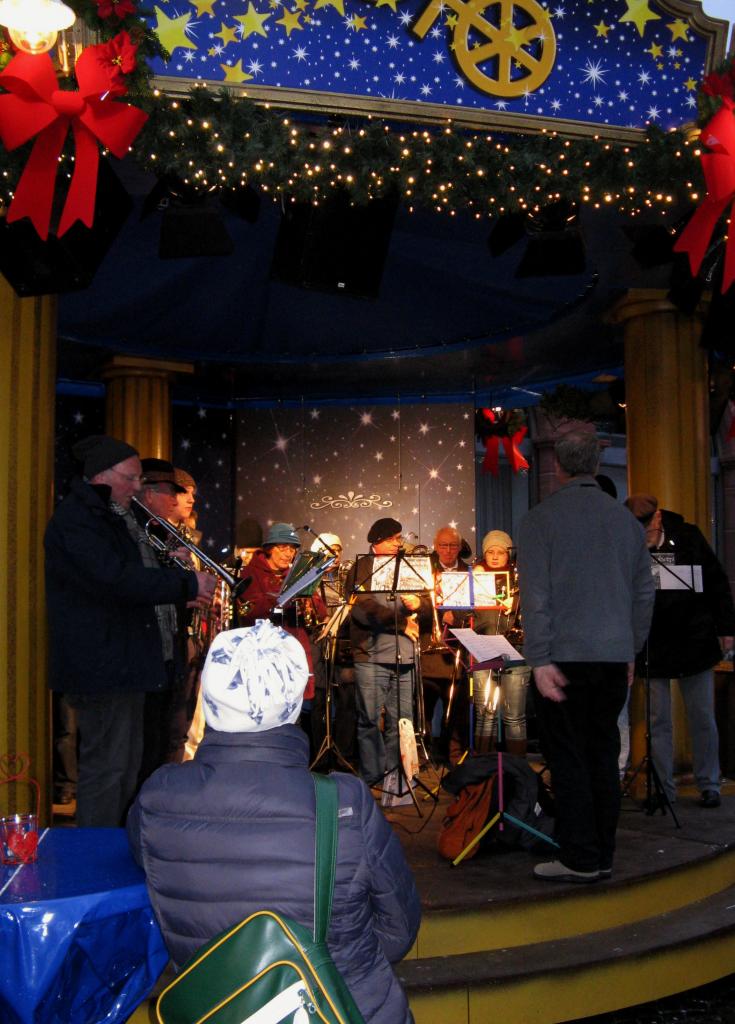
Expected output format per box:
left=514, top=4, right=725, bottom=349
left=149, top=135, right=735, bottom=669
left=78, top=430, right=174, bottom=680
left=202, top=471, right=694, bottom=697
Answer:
left=132, top=496, right=250, bottom=601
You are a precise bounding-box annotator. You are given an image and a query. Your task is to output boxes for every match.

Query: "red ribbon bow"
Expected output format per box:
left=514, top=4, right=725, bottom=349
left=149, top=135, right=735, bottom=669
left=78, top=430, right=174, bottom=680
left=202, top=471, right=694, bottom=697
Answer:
left=0, top=49, right=148, bottom=240
left=673, top=98, right=735, bottom=294
left=480, top=409, right=530, bottom=476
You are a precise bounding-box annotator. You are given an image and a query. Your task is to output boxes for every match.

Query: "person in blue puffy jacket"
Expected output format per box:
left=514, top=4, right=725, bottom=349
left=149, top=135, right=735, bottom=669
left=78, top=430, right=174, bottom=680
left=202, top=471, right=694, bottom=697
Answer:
left=127, top=618, right=421, bottom=1024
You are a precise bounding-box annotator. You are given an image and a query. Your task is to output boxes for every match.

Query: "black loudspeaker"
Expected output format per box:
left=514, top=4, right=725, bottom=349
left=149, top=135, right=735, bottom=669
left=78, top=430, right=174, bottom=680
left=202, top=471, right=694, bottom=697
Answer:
left=270, top=192, right=398, bottom=298
left=0, top=157, right=132, bottom=297
left=158, top=204, right=235, bottom=259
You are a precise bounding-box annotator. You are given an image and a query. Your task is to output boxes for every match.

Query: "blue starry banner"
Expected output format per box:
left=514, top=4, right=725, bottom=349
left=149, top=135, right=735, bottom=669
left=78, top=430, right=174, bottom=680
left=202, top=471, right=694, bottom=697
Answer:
left=146, top=0, right=728, bottom=134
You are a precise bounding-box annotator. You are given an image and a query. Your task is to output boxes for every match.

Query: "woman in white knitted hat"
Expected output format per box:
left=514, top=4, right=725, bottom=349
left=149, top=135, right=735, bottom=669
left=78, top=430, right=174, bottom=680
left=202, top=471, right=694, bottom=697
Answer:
left=472, top=530, right=532, bottom=756
left=127, top=619, right=420, bottom=1024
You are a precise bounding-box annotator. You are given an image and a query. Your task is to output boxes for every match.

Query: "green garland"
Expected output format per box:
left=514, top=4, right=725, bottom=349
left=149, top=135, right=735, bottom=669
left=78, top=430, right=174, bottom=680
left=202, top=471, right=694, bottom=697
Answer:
left=0, top=1, right=712, bottom=218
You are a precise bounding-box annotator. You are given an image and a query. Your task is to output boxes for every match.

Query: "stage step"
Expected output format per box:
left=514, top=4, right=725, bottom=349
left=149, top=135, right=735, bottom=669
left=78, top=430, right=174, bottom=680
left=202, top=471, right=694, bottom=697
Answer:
left=399, top=882, right=735, bottom=1024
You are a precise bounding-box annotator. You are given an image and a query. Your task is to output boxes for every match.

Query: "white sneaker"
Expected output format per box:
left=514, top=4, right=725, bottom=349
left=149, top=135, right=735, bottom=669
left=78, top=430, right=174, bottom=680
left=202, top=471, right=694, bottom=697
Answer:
left=534, top=860, right=600, bottom=883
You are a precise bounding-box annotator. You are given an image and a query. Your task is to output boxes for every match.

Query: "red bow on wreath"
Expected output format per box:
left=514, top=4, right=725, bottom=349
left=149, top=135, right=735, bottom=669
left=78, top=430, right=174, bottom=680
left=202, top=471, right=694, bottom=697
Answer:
left=478, top=408, right=529, bottom=477
left=0, top=48, right=148, bottom=240
left=673, top=98, right=735, bottom=294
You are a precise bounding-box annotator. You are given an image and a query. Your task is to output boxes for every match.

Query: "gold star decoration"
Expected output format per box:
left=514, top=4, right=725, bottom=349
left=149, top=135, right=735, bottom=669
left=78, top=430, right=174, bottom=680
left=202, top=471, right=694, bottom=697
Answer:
left=293, top=0, right=308, bottom=9
left=656, top=61, right=663, bottom=69
left=673, top=61, right=680, bottom=69
left=235, top=2, right=271, bottom=38
left=191, top=0, right=216, bottom=16
left=313, top=0, right=344, bottom=15
left=684, top=76, right=697, bottom=91
left=445, top=12, right=457, bottom=26
left=221, top=59, right=253, bottom=82
left=618, top=0, right=660, bottom=37
left=504, top=21, right=525, bottom=50
left=667, top=18, right=689, bottom=42
left=304, top=13, right=311, bottom=21
left=350, top=13, right=367, bottom=30
left=594, top=19, right=610, bottom=37
left=645, top=41, right=662, bottom=58
left=214, top=21, right=239, bottom=44
left=277, top=7, right=302, bottom=33
left=153, top=5, right=197, bottom=56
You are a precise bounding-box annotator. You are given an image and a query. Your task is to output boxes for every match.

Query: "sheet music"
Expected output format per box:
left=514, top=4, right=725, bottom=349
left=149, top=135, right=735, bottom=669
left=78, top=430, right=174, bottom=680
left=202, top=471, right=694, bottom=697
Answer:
left=277, top=552, right=335, bottom=606
left=368, top=554, right=433, bottom=592
left=439, top=570, right=510, bottom=609
left=449, top=628, right=524, bottom=666
left=650, top=558, right=703, bottom=592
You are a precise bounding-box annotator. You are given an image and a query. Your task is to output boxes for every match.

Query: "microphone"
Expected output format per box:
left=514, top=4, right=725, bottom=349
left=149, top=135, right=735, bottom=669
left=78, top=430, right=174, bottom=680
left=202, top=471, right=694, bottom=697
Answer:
left=300, top=524, right=339, bottom=559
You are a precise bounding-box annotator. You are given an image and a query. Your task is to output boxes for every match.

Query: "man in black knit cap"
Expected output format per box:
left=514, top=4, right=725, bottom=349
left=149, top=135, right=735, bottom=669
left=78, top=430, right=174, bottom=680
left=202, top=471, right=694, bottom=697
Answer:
left=44, top=436, right=215, bottom=827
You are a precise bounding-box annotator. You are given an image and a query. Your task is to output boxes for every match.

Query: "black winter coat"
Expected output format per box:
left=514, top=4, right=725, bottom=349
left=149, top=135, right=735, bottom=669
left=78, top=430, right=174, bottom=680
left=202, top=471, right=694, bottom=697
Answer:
left=127, top=726, right=421, bottom=1024
left=636, top=510, right=735, bottom=678
left=44, top=478, right=198, bottom=694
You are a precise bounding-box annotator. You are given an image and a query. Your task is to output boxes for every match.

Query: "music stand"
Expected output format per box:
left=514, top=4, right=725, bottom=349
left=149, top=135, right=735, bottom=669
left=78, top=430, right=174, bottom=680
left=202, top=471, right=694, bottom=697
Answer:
left=447, top=629, right=559, bottom=865
left=440, top=573, right=511, bottom=756
left=349, top=550, right=436, bottom=815
left=621, top=554, right=698, bottom=827
left=310, top=604, right=356, bottom=774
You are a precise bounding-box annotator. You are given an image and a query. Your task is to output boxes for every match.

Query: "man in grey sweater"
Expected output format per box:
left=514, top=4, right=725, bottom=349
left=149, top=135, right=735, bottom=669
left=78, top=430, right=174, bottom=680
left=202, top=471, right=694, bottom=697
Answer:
left=517, top=433, right=655, bottom=882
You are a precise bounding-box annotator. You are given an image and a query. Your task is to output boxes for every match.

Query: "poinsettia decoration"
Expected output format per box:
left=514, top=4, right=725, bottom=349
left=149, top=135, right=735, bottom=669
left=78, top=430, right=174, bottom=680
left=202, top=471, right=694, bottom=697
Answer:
left=475, top=408, right=529, bottom=476
left=95, top=0, right=137, bottom=21
left=93, top=29, right=139, bottom=91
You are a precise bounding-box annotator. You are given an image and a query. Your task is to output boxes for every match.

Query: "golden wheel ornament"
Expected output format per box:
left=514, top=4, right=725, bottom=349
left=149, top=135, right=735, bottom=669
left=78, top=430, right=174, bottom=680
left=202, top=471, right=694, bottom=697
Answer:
left=413, top=0, right=556, bottom=99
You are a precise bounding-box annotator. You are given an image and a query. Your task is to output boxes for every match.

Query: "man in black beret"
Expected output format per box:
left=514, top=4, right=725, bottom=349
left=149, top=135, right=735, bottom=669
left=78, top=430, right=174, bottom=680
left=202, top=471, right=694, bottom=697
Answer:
left=44, top=436, right=216, bottom=828
left=344, top=517, right=431, bottom=786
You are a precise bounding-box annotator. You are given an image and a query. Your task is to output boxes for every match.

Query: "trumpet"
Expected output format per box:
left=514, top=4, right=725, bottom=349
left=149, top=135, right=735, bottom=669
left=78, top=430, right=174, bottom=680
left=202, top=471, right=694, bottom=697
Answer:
left=132, top=496, right=251, bottom=601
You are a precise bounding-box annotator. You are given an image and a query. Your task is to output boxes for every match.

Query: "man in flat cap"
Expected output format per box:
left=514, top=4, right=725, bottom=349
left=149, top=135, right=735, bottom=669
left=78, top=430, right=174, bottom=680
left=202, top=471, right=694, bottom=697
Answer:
left=345, top=518, right=431, bottom=786
left=44, top=436, right=216, bottom=828
left=625, top=494, right=735, bottom=809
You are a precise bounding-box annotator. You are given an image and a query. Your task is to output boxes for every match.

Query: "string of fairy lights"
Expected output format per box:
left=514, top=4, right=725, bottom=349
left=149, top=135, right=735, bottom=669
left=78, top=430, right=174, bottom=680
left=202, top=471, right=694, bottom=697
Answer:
left=0, top=0, right=726, bottom=223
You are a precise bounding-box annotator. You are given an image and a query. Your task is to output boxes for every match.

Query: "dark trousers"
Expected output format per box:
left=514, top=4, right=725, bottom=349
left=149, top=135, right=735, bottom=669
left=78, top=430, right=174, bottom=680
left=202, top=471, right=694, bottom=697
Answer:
left=533, top=662, right=628, bottom=872
left=65, top=691, right=146, bottom=828
left=53, top=693, right=78, bottom=799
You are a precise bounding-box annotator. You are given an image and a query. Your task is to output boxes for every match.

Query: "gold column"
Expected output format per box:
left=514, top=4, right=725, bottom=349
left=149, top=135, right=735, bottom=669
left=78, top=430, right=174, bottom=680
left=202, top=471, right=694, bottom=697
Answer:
left=611, top=289, right=708, bottom=790
left=0, top=276, right=57, bottom=822
left=613, top=289, right=709, bottom=533
left=101, top=355, right=194, bottom=458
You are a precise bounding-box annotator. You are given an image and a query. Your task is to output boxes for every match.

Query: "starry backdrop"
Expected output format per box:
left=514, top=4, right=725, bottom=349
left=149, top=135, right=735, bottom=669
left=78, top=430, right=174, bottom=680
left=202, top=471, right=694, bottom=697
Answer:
left=235, top=402, right=476, bottom=560
left=145, top=0, right=711, bottom=131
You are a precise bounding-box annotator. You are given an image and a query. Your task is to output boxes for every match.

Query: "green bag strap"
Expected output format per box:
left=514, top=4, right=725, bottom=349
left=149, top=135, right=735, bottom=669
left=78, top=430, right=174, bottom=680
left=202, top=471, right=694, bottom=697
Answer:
left=312, top=773, right=338, bottom=944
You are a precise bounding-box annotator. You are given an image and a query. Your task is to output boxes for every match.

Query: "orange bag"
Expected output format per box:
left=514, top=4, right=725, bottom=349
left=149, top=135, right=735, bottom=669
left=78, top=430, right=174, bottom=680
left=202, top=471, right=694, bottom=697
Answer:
left=437, top=776, right=496, bottom=861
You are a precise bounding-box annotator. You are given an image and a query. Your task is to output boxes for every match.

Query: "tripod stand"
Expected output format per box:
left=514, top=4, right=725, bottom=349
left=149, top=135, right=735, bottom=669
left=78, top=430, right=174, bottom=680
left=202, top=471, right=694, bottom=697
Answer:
left=621, top=546, right=699, bottom=828
left=453, top=662, right=559, bottom=865
left=621, top=647, right=681, bottom=827
left=310, top=633, right=358, bottom=774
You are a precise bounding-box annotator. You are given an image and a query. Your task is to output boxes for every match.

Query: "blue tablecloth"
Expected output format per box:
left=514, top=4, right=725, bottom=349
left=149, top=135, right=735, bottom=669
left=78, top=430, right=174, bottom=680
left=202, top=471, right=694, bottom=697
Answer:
left=0, top=828, right=168, bottom=1024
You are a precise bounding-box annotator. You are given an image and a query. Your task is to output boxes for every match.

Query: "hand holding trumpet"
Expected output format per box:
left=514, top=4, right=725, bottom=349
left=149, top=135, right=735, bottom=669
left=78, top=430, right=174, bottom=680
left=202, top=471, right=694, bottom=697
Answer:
left=192, top=571, right=217, bottom=610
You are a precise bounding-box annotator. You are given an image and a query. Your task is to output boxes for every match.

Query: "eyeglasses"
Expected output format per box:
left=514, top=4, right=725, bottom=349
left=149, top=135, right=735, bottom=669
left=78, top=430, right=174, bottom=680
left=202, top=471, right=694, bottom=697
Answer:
left=436, top=543, right=460, bottom=549
left=110, top=468, right=143, bottom=483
